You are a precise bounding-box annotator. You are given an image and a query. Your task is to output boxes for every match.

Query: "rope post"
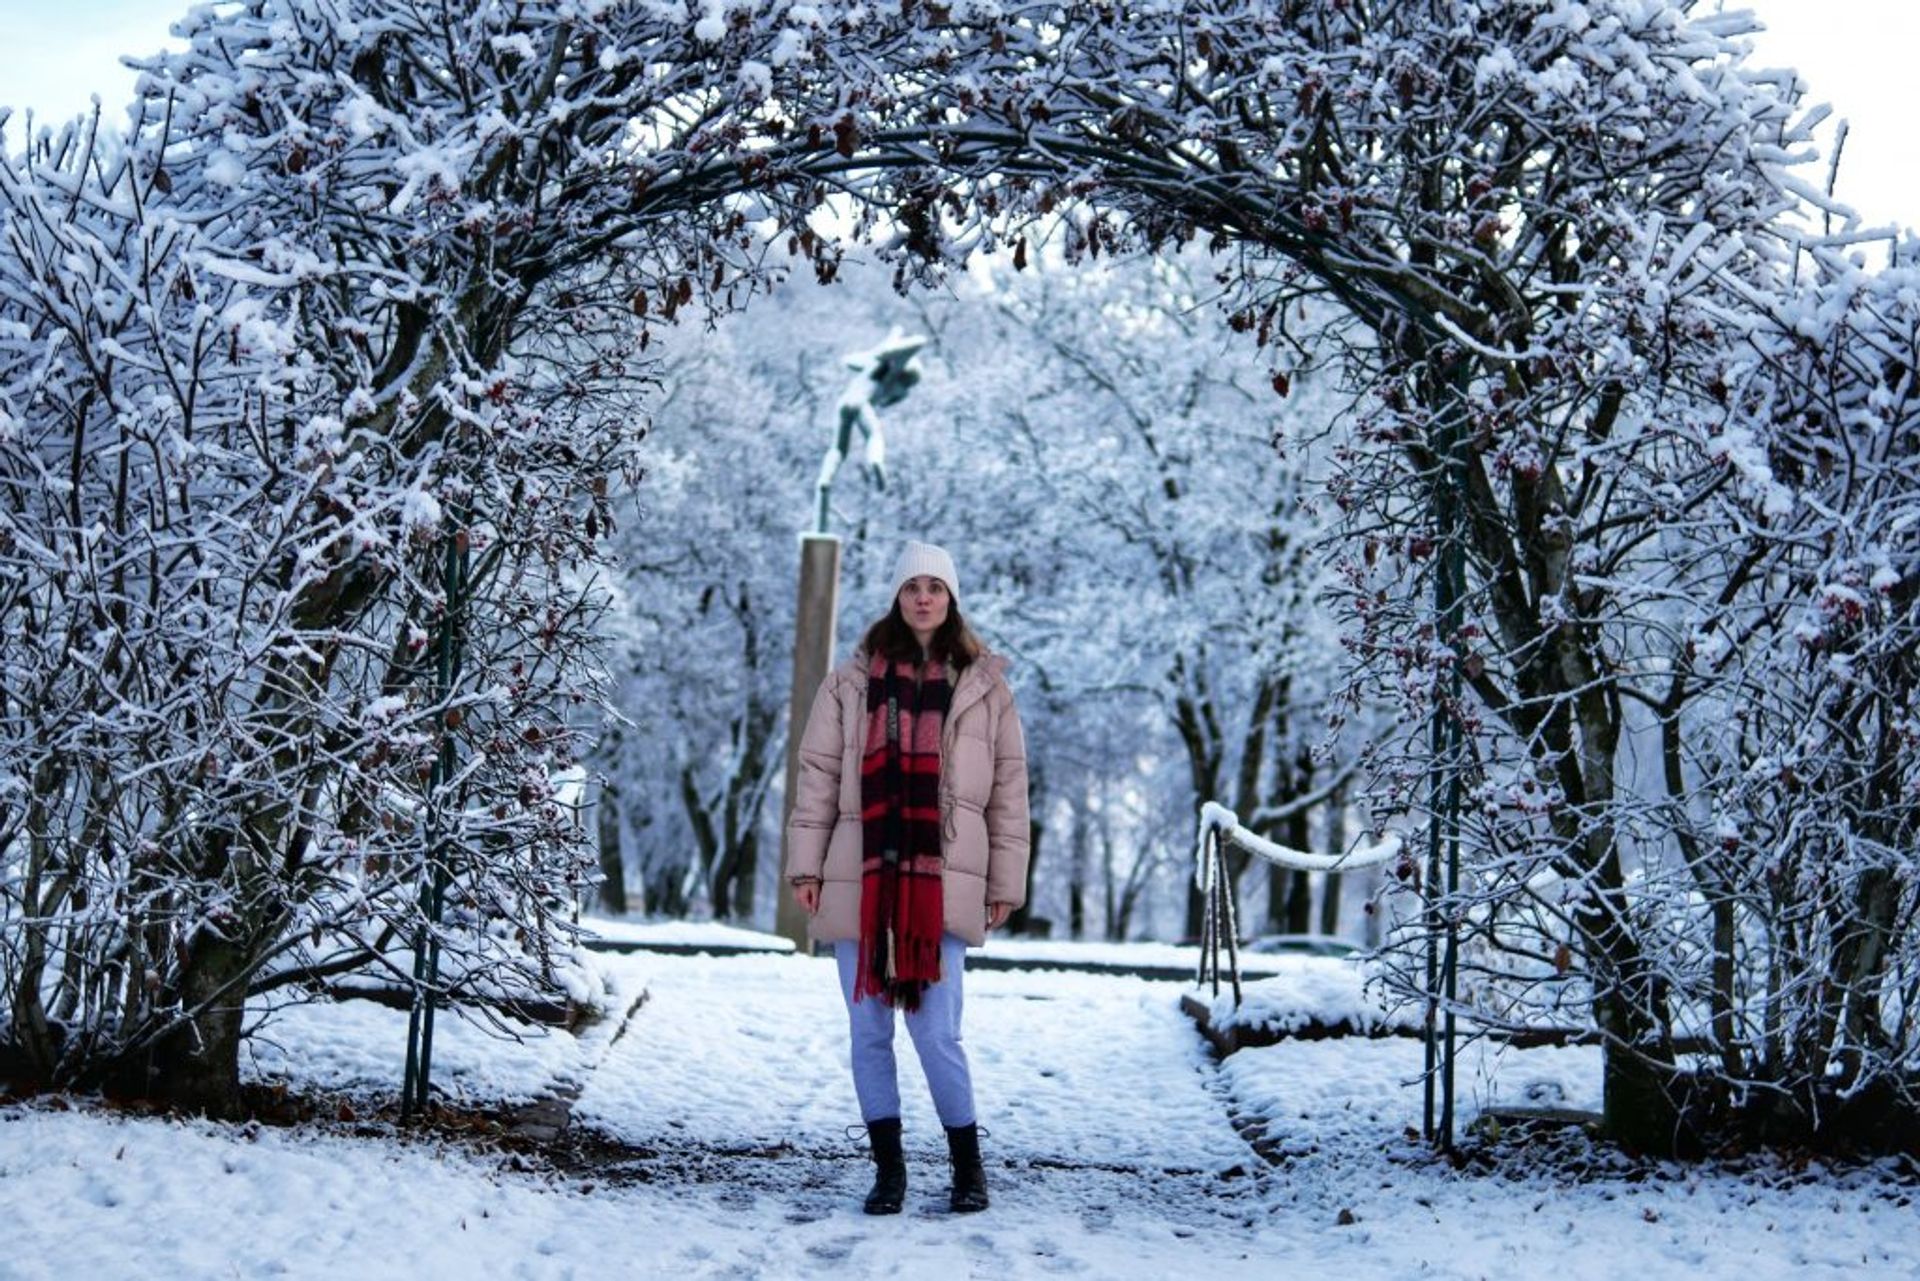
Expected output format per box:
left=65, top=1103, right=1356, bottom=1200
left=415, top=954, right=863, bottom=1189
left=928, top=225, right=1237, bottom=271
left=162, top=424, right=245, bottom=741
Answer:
left=1220, top=836, right=1244, bottom=1011
left=1198, top=826, right=1219, bottom=997
left=1193, top=819, right=1246, bottom=1010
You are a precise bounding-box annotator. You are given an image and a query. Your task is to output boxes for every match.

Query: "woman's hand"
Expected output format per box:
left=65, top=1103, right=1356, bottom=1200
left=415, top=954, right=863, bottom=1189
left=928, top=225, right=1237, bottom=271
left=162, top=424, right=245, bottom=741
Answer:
left=793, top=881, right=821, bottom=915
left=986, top=901, right=1013, bottom=930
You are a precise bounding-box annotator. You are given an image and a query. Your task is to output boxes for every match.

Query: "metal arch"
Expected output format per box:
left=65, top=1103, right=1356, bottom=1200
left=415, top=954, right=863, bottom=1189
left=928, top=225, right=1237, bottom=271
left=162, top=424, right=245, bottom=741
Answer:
left=531, top=85, right=1483, bottom=1152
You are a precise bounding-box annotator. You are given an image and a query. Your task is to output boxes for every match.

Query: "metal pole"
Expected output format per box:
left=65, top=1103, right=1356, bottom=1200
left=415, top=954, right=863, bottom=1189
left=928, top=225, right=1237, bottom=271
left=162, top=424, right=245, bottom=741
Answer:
left=1439, top=365, right=1473, bottom=1150
left=1435, top=529, right=1466, bottom=1150
left=1422, top=679, right=1444, bottom=1144
left=1422, top=362, right=1471, bottom=1150
left=403, top=519, right=467, bottom=1121
left=1433, top=364, right=1473, bottom=1150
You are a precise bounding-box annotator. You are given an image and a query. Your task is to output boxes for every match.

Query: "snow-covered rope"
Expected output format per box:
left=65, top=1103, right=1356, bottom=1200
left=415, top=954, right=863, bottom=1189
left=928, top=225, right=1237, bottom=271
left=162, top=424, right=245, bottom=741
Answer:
left=1194, top=802, right=1405, bottom=890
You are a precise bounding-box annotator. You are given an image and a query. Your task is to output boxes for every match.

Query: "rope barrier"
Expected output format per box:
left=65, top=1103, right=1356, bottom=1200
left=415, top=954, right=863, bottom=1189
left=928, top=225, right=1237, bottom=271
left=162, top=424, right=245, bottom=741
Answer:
left=1192, top=803, right=1406, bottom=1013
left=1194, top=802, right=1405, bottom=877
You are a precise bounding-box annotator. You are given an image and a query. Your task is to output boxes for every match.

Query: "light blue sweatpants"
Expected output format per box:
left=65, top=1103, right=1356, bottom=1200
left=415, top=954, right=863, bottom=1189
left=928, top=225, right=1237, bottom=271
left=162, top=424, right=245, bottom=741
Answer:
left=834, top=933, right=976, bottom=1128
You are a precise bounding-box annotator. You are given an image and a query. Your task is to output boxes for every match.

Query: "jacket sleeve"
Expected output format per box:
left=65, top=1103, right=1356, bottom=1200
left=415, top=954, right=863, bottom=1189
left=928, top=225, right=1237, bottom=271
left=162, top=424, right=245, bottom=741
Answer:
left=983, top=686, right=1032, bottom=908
left=784, top=672, right=846, bottom=882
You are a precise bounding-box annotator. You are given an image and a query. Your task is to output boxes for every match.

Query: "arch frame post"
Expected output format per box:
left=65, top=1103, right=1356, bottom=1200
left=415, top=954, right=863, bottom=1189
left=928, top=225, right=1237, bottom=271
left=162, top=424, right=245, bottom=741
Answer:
left=402, top=518, right=472, bottom=1123
left=1421, top=363, right=1473, bottom=1152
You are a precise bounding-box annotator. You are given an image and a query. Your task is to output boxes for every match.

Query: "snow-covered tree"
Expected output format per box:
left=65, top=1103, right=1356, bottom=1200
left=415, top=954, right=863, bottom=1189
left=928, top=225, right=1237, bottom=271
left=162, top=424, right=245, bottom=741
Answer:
left=909, top=254, right=1366, bottom=939
left=591, top=304, right=829, bottom=922
left=0, top=6, right=655, bottom=1111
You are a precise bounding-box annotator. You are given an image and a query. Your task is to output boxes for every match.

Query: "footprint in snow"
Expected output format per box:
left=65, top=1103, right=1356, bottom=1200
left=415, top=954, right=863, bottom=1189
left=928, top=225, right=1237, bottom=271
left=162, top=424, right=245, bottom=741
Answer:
left=804, top=1235, right=861, bottom=1262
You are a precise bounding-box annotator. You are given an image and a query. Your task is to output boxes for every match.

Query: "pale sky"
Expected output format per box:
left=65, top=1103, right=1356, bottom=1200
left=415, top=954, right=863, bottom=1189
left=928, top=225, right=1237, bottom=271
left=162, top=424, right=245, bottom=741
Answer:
left=0, top=1, right=1915, bottom=230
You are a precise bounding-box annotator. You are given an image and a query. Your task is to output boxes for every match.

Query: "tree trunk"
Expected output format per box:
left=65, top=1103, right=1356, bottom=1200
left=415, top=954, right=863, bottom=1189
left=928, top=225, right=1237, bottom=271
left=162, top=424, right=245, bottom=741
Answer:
left=1599, top=1045, right=1680, bottom=1153
left=645, top=865, right=689, bottom=917
left=1448, top=423, right=1675, bottom=1147
left=1183, top=873, right=1207, bottom=942
left=1571, top=833, right=1678, bottom=1146
left=1008, top=757, right=1046, bottom=936
left=1266, top=862, right=1289, bottom=935
left=1067, top=802, right=1088, bottom=940
left=1659, top=672, right=1741, bottom=1077
left=1109, top=821, right=1149, bottom=942
left=1101, top=816, right=1119, bottom=939
left=133, top=637, right=339, bottom=1112
left=1112, top=880, right=1140, bottom=942
left=10, top=766, right=63, bottom=1080
left=1284, top=798, right=1312, bottom=934
left=595, top=783, right=628, bottom=916
left=709, top=732, right=769, bottom=920
left=679, top=763, right=718, bottom=918
left=1172, top=669, right=1222, bottom=943
left=719, top=828, right=759, bottom=921
left=1014, top=811, right=1044, bottom=934
left=1320, top=782, right=1347, bottom=937
left=148, top=934, right=251, bottom=1117
left=711, top=839, right=741, bottom=919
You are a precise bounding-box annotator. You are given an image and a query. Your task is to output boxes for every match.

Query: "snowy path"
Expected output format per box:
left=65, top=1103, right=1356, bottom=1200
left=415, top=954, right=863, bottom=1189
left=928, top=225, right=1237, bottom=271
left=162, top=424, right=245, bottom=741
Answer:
left=568, top=951, right=1268, bottom=1256
left=573, top=951, right=1252, bottom=1169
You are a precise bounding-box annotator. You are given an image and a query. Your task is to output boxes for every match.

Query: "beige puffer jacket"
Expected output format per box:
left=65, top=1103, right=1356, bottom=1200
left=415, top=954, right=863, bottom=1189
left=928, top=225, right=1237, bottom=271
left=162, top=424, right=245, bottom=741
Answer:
left=785, top=650, right=1030, bottom=947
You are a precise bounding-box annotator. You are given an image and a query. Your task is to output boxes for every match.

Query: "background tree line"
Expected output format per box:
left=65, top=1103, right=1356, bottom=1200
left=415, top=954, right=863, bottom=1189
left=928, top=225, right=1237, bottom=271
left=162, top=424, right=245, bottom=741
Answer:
left=592, top=249, right=1377, bottom=945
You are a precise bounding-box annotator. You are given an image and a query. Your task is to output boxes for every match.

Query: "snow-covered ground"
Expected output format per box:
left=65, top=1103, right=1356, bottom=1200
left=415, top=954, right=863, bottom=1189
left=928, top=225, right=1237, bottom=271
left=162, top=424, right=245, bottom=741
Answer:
left=3, top=942, right=1914, bottom=1280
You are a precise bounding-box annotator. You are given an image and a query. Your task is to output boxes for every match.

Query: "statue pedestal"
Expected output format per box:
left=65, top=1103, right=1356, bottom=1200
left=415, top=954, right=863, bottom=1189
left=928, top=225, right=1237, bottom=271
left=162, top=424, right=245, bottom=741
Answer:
left=774, top=533, right=841, bottom=952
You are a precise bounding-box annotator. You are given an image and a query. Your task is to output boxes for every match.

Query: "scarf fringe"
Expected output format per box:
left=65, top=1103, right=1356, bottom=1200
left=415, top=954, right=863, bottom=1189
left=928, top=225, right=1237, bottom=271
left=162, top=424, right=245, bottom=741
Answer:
left=854, top=890, right=946, bottom=1011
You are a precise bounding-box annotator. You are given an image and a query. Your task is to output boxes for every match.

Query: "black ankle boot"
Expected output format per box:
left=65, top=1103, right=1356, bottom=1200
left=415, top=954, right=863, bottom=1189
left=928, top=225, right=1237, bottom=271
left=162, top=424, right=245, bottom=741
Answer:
left=863, top=1118, right=906, bottom=1215
left=945, top=1122, right=989, bottom=1213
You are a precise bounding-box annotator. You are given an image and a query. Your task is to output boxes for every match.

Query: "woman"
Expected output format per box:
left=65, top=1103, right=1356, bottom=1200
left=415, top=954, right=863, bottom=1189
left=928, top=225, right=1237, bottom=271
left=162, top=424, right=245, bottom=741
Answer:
left=785, top=540, right=1030, bottom=1215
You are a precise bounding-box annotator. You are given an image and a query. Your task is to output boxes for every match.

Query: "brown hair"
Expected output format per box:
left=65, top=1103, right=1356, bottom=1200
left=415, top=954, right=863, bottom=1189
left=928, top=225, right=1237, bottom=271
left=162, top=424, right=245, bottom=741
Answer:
left=862, top=597, right=983, bottom=669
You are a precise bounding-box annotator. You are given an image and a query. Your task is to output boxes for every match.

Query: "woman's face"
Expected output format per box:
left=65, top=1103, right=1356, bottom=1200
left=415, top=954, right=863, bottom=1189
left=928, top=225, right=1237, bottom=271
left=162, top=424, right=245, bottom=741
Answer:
left=898, top=575, right=951, bottom=641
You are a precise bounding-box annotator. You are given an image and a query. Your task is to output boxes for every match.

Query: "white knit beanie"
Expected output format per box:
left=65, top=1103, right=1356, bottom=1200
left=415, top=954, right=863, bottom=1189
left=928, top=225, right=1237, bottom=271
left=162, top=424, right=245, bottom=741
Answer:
left=890, top=540, right=960, bottom=604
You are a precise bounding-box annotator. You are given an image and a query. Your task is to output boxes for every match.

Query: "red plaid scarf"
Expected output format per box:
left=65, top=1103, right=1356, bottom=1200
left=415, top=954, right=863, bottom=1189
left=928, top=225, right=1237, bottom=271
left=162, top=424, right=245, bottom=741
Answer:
left=856, top=654, right=950, bottom=1010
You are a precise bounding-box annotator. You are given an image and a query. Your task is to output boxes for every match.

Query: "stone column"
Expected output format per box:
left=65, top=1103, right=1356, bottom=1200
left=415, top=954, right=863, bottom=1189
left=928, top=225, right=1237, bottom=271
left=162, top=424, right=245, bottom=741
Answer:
left=774, top=532, right=841, bottom=951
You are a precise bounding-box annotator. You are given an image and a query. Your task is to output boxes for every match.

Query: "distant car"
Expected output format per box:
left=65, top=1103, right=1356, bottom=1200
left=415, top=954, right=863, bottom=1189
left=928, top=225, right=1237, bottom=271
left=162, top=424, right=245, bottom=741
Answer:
left=1238, top=933, right=1359, bottom=958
